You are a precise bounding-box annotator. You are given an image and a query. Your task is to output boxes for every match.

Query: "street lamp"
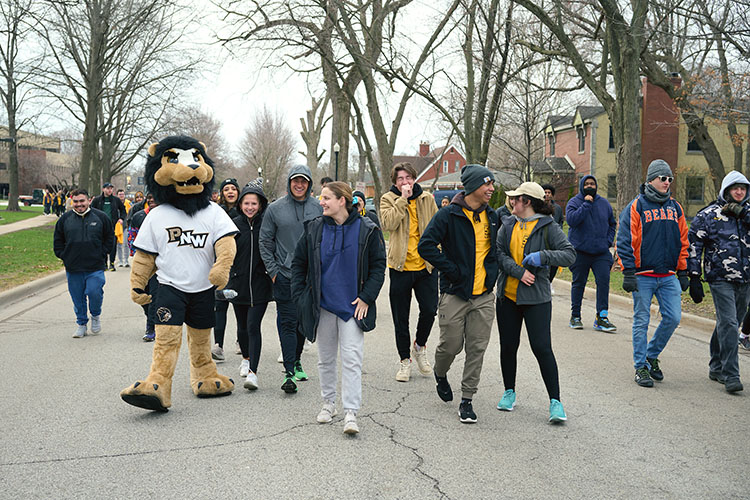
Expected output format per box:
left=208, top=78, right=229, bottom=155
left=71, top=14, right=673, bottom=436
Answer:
left=333, top=142, right=340, bottom=181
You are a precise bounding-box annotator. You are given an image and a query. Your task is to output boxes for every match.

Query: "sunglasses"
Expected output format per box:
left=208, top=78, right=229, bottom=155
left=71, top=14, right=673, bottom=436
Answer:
left=658, top=176, right=673, bottom=183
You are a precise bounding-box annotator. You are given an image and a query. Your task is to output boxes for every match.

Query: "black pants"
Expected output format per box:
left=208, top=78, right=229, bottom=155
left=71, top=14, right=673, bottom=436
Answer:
left=140, top=275, right=159, bottom=332
left=497, top=298, right=560, bottom=401
left=274, top=273, right=305, bottom=374
left=213, top=298, right=234, bottom=347
left=109, top=230, right=117, bottom=265
left=233, top=302, right=269, bottom=373
left=389, top=268, right=438, bottom=360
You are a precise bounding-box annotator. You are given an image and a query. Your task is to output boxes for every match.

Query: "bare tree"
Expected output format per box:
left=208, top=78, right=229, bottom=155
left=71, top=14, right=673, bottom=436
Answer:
left=299, top=94, right=330, bottom=177
left=238, top=105, right=296, bottom=199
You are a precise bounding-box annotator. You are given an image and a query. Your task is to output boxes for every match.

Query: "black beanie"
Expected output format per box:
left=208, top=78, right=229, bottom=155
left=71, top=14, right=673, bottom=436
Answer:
left=461, top=164, right=495, bottom=195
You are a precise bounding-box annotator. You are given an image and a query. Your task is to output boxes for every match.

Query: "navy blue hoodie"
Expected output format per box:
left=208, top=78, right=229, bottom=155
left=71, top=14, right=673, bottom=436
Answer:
left=565, top=175, right=616, bottom=254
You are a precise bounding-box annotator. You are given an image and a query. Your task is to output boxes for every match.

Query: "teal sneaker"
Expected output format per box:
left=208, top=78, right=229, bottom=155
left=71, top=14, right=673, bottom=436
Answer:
left=293, top=361, right=308, bottom=381
left=549, top=399, right=567, bottom=423
left=497, top=389, right=516, bottom=411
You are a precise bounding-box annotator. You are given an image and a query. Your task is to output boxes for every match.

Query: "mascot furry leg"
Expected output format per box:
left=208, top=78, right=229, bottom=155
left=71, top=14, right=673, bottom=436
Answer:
left=120, top=236, right=237, bottom=411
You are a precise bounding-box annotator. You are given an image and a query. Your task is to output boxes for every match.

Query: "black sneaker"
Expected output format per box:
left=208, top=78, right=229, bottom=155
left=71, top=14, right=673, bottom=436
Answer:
left=634, top=366, right=654, bottom=387
left=569, top=316, right=583, bottom=329
left=647, top=357, right=663, bottom=381
left=281, top=371, right=298, bottom=393
left=434, top=371, right=453, bottom=402
left=458, top=399, right=477, bottom=423
left=593, top=311, right=617, bottom=333
left=709, top=371, right=725, bottom=384
left=725, top=379, right=744, bottom=393
left=109, top=263, right=116, bottom=272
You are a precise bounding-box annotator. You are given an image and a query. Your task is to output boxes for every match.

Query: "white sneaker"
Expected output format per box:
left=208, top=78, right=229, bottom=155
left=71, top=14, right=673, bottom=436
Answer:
left=277, top=352, right=283, bottom=363
left=550, top=283, right=555, bottom=296
left=343, top=410, right=359, bottom=434
left=304, top=339, right=312, bottom=352
left=317, top=402, right=337, bottom=423
left=211, top=343, right=225, bottom=362
left=72, top=324, right=86, bottom=338
left=244, top=371, right=258, bottom=390
left=235, top=341, right=241, bottom=355
left=90, top=315, right=101, bottom=334
left=411, top=343, right=432, bottom=375
left=395, top=359, right=411, bottom=382
left=239, top=359, right=250, bottom=377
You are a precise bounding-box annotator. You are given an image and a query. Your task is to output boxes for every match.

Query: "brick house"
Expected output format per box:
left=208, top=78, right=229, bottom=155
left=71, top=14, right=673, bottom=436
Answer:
left=392, top=141, right=467, bottom=186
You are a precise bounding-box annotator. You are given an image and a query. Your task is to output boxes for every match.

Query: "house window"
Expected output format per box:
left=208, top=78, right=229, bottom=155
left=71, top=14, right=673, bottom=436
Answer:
left=687, top=133, right=702, bottom=152
left=442, top=160, right=448, bottom=173
left=548, top=134, right=556, bottom=156
left=686, top=176, right=704, bottom=203
left=0, top=162, right=6, bottom=170
left=607, top=175, right=617, bottom=200
left=577, top=127, right=585, bottom=153
left=608, top=126, right=614, bottom=150
left=455, top=160, right=459, bottom=170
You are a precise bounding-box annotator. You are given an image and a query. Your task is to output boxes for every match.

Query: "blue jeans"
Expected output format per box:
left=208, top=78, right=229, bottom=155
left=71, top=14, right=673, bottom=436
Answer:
left=708, top=281, right=750, bottom=383
left=66, top=271, right=106, bottom=325
left=273, top=274, right=304, bottom=374
left=631, top=274, right=681, bottom=369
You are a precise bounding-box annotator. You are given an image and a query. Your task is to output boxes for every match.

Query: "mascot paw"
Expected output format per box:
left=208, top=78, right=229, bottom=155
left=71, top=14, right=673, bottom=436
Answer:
left=208, top=266, right=230, bottom=290
left=120, top=380, right=170, bottom=412
left=193, top=374, right=234, bottom=398
left=131, top=288, right=152, bottom=305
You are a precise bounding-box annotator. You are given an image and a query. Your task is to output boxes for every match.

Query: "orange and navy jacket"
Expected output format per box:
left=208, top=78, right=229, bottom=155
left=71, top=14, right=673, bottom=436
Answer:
left=616, top=185, right=689, bottom=275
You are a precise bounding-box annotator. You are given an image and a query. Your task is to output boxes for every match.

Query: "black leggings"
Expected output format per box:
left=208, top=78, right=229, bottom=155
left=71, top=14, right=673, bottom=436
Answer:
left=496, top=298, right=560, bottom=401
left=214, top=299, right=233, bottom=347
left=233, top=302, right=269, bottom=373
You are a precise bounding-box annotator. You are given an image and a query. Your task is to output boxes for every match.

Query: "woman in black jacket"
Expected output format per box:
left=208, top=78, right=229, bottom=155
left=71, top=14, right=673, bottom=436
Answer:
left=229, top=181, right=273, bottom=390
left=291, top=182, right=386, bottom=435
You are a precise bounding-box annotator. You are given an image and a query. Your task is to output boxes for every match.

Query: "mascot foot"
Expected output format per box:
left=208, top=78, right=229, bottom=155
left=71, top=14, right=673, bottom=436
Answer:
left=120, top=380, right=171, bottom=412
left=193, top=374, right=235, bottom=398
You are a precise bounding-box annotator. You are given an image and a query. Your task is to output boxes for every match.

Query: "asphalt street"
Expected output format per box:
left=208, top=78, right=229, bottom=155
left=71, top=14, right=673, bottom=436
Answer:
left=0, top=267, right=747, bottom=499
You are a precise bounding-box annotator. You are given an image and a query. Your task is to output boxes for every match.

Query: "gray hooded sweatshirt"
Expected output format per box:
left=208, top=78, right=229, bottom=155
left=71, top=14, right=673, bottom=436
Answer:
left=259, top=165, right=323, bottom=279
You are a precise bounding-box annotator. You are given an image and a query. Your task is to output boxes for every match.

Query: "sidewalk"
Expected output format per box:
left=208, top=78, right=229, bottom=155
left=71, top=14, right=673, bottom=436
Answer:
left=0, top=214, right=57, bottom=236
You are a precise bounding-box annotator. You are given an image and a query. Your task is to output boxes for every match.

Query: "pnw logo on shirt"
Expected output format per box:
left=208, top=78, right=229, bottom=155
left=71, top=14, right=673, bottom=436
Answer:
left=166, top=227, right=209, bottom=248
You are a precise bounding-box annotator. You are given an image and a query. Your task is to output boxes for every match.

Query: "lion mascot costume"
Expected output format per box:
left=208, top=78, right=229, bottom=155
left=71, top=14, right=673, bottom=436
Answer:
left=121, top=135, right=237, bottom=412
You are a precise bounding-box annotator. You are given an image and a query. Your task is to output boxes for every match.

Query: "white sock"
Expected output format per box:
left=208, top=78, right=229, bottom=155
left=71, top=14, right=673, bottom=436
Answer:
left=741, top=333, right=749, bottom=339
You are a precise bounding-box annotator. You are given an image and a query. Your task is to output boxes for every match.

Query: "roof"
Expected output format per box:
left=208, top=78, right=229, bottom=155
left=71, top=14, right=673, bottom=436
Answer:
left=419, top=168, right=523, bottom=190
left=530, top=157, right=576, bottom=174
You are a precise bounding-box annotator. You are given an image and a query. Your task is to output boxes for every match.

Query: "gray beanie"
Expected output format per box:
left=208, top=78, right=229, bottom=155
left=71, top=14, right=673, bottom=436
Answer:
left=461, top=164, right=495, bottom=195
left=647, top=159, right=673, bottom=182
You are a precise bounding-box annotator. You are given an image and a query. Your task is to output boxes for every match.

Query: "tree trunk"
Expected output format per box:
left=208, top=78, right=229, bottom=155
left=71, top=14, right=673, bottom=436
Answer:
left=5, top=78, right=20, bottom=212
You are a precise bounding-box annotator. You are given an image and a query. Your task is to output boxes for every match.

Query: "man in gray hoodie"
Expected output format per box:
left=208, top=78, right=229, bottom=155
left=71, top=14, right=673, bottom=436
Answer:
left=260, top=165, right=323, bottom=393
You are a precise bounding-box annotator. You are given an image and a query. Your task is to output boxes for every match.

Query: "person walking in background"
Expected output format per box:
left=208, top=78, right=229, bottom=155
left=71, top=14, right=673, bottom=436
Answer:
left=617, top=159, right=689, bottom=388
left=353, top=190, right=380, bottom=228
left=380, top=162, right=439, bottom=382
left=495, top=182, right=576, bottom=423
left=418, top=164, right=498, bottom=424
left=91, top=182, right=127, bottom=271
left=53, top=189, right=113, bottom=338
left=228, top=181, right=273, bottom=391
left=212, top=177, right=242, bottom=361
left=43, top=189, right=53, bottom=215
left=260, top=165, right=322, bottom=393
left=565, top=175, right=617, bottom=333
left=688, top=171, right=750, bottom=393
left=115, top=189, right=132, bottom=267
left=128, top=193, right=159, bottom=342
left=292, top=182, right=386, bottom=434
left=542, top=184, right=564, bottom=292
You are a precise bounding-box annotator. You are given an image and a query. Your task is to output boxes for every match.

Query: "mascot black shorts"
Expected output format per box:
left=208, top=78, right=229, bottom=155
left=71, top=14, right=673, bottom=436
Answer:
left=153, top=284, right=215, bottom=330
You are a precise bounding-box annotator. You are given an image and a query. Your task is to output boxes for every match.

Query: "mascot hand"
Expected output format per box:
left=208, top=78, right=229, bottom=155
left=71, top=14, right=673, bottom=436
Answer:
left=208, top=265, right=230, bottom=290
left=131, top=288, right=152, bottom=305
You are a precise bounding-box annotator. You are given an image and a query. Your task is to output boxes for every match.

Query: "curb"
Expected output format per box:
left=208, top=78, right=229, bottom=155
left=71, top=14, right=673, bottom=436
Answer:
left=0, top=270, right=67, bottom=307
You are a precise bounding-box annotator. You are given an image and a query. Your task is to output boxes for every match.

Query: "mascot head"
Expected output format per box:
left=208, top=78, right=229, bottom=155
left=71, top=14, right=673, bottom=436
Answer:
left=145, top=135, right=215, bottom=216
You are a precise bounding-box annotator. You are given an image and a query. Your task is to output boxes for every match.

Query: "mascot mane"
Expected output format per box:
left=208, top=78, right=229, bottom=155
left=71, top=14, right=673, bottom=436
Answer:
left=145, top=135, right=215, bottom=216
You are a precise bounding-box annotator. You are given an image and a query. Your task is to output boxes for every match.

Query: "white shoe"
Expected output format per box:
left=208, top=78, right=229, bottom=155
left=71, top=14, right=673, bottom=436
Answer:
left=211, top=343, right=225, bottom=362
left=239, top=359, right=250, bottom=377
left=235, top=341, right=241, bottom=355
left=304, top=339, right=312, bottom=352
left=550, top=283, right=555, bottom=296
left=244, top=371, right=258, bottom=390
left=317, top=402, right=337, bottom=423
left=343, top=410, right=359, bottom=434
left=90, top=316, right=101, bottom=334
left=411, top=343, right=432, bottom=375
left=277, top=352, right=283, bottom=363
left=72, top=324, right=86, bottom=338
left=395, top=359, right=411, bottom=382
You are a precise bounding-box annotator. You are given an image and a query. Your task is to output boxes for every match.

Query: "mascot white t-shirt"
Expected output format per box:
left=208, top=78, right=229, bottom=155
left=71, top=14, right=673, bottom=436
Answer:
left=134, top=202, right=238, bottom=293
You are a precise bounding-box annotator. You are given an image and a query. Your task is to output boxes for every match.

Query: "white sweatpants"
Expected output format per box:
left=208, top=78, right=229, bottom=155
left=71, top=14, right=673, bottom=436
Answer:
left=316, top=308, right=364, bottom=412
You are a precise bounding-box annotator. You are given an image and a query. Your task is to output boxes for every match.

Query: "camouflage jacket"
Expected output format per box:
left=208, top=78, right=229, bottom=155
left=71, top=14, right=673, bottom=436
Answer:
left=688, top=201, right=750, bottom=282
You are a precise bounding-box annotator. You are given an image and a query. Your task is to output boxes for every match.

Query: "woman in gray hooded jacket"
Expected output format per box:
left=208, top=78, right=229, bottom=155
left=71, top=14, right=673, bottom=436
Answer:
left=494, top=182, right=576, bottom=423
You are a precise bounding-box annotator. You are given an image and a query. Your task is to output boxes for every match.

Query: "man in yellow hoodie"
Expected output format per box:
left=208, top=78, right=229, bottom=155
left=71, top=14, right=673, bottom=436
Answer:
left=380, top=162, right=439, bottom=382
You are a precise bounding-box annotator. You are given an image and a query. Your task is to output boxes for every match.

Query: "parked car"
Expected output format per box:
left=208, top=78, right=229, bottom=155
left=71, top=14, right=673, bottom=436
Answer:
left=432, top=189, right=461, bottom=208
left=18, top=188, right=44, bottom=206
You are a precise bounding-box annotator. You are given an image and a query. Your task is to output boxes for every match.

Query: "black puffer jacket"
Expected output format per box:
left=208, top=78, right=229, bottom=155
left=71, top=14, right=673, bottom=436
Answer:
left=228, top=183, right=273, bottom=306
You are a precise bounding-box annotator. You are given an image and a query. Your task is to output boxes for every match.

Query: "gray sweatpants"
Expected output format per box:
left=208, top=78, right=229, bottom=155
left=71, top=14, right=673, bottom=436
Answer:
left=434, top=292, right=495, bottom=399
left=316, top=308, right=364, bottom=412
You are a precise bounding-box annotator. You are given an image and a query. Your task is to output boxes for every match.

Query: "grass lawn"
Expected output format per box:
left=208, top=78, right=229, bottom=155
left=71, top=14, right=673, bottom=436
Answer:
left=555, top=267, right=716, bottom=320
left=0, top=225, right=64, bottom=292
left=0, top=206, right=45, bottom=225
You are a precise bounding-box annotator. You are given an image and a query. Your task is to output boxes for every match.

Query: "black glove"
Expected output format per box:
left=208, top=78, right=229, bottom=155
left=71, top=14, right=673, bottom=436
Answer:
left=722, top=202, right=746, bottom=218
left=689, top=276, right=704, bottom=303
left=622, top=269, right=638, bottom=292
left=677, top=270, right=689, bottom=292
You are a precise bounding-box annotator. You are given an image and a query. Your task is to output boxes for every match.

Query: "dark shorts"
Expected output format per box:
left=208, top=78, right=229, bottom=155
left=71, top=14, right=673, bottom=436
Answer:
left=154, top=284, right=216, bottom=330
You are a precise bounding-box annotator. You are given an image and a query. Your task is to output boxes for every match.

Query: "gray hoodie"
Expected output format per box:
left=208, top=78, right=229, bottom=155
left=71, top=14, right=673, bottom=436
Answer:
left=259, top=165, right=323, bottom=279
